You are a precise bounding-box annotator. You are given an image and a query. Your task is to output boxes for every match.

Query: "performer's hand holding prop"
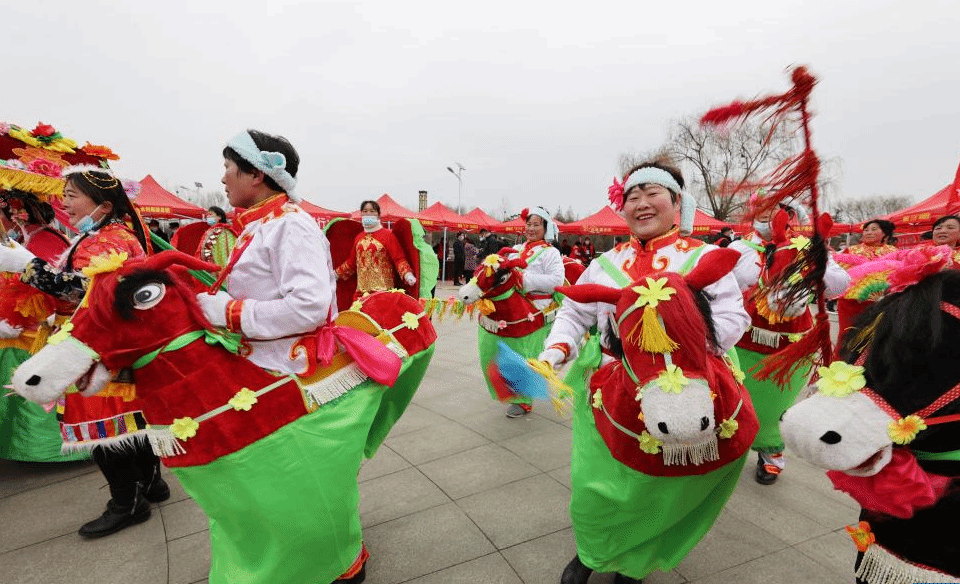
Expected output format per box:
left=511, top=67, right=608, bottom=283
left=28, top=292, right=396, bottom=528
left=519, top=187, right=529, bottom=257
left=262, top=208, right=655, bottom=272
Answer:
left=0, top=240, right=35, bottom=273
left=196, top=291, right=234, bottom=328
left=538, top=347, right=566, bottom=371
left=404, top=272, right=417, bottom=286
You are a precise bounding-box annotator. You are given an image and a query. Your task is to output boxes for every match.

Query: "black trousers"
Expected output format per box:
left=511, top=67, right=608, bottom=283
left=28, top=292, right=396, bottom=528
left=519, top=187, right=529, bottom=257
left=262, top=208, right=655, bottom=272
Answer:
left=92, top=440, right=160, bottom=507
left=453, top=259, right=465, bottom=281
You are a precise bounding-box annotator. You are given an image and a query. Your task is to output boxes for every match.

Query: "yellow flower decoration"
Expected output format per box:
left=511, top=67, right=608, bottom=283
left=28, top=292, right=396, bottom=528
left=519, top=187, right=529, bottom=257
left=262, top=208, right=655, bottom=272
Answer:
left=47, top=322, right=74, bottom=345
left=631, top=277, right=676, bottom=309
left=718, top=418, right=739, bottom=439
left=815, top=361, right=866, bottom=397
left=349, top=300, right=363, bottom=312
left=482, top=255, right=501, bottom=276
left=845, top=521, right=875, bottom=553
left=170, top=417, right=200, bottom=441
left=888, top=415, right=927, bottom=445
left=786, top=235, right=810, bottom=251
left=228, top=388, right=258, bottom=412
left=81, top=251, right=128, bottom=278
left=638, top=431, right=662, bottom=454
left=656, top=364, right=689, bottom=394
left=787, top=332, right=804, bottom=343
left=401, top=311, right=420, bottom=330
left=592, top=389, right=602, bottom=410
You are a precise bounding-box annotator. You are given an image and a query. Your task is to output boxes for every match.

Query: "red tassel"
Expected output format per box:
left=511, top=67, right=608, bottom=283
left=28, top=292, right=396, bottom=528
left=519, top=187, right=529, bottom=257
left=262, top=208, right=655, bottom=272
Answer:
left=486, top=361, right=518, bottom=402
left=753, top=318, right=830, bottom=388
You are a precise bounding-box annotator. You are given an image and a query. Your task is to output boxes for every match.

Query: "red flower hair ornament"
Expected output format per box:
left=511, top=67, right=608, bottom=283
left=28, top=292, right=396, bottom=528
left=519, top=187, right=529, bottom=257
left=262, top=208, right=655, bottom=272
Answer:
left=608, top=176, right=626, bottom=211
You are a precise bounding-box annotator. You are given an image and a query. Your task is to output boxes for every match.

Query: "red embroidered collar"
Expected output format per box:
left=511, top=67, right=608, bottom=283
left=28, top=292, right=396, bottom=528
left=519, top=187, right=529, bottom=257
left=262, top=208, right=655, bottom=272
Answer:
left=630, top=227, right=680, bottom=253
left=234, top=194, right=289, bottom=231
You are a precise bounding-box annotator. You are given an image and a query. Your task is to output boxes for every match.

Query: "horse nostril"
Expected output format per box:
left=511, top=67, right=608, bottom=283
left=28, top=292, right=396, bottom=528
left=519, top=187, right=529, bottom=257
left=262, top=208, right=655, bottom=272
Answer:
left=657, top=422, right=669, bottom=434
left=820, top=431, right=842, bottom=445
left=25, top=375, right=41, bottom=386
left=700, top=417, right=709, bottom=431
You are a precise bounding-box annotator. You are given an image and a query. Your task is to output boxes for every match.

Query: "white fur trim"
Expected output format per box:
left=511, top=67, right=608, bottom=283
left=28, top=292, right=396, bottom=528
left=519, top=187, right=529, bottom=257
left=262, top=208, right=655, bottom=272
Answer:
left=679, top=191, right=696, bottom=237
left=60, top=431, right=149, bottom=455
left=856, top=543, right=960, bottom=584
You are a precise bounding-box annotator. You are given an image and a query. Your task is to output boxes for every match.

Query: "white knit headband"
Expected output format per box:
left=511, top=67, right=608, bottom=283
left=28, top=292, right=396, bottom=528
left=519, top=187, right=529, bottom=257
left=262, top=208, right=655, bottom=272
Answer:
left=226, top=131, right=298, bottom=201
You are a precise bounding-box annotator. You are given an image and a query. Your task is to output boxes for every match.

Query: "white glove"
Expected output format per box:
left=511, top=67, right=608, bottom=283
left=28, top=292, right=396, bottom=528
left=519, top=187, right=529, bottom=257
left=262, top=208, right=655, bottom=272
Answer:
left=767, top=290, right=809, bottom=319
left=538, top=347, right=566, bottom=371
left=196, top=291, right=234, bottom=328
left=404, top=272, right=417, bottom=286
left=0, top=319, right=23, bottom=339
left=0, top=240, right=35, bottom=273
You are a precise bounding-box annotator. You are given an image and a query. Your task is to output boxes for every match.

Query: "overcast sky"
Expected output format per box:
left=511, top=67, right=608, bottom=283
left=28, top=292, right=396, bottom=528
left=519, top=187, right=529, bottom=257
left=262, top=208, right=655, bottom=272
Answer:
left=6, top=0, right=959, bottom=218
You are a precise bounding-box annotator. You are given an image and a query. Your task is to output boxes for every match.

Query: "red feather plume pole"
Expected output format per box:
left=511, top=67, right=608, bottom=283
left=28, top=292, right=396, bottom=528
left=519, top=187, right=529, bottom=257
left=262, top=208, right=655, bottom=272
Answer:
left=701, top=65, right=833, bottom=385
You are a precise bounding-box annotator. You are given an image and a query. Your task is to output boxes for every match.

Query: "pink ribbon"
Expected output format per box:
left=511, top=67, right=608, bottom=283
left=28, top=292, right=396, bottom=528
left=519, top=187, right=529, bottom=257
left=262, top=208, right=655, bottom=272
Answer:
left=314, top=325, right=401, bottom=386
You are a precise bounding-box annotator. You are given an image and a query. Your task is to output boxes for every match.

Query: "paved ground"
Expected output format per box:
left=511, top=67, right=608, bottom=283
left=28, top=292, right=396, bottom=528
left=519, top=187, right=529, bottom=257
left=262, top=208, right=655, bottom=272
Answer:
left=0, top=283, right=859, bottom=583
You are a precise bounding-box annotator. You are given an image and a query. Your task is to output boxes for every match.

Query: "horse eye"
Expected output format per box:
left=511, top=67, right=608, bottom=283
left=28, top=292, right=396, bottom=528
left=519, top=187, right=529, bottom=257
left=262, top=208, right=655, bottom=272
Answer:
left=133, top=283, right=165, bottom=309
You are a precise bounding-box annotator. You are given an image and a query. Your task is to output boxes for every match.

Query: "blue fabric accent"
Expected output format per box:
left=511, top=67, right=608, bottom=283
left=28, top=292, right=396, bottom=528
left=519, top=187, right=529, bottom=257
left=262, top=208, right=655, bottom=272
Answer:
left=226, top=131, right=298, bottom=199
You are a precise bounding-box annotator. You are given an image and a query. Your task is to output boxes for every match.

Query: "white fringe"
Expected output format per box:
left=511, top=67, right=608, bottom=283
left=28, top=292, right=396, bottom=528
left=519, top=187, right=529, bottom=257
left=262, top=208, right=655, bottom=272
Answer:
left=301, top=362, right=368, bottom=409
left=145, top=428, right=187, bottom=458
left=751, top=326, right=782, bottom=348
left=387, top=341, right=408, bottom=359
left=661, top=435, right=720, bottom=466
left=60, top=432, right=149, bottom=455
left=856, top=543, right=959, bottom=584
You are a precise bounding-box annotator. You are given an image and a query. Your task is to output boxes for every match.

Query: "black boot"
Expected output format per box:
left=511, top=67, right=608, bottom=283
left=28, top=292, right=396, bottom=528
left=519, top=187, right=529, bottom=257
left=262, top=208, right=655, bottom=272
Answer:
left=142, top=460, right=170, bottom=503
left=334, top=565, right=365, bottom=583
left=755, top=453, right=781, bottom=485
left=78, top=495, right=151, bottom=538
left=613, top=573, right=643, bottom=584
left=560, top=555, right=592, bottom=584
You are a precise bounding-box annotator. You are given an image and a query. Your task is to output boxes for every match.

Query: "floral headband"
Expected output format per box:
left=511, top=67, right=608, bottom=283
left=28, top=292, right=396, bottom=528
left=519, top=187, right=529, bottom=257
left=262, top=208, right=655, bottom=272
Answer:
left=62, top=165, right=141, bottom=200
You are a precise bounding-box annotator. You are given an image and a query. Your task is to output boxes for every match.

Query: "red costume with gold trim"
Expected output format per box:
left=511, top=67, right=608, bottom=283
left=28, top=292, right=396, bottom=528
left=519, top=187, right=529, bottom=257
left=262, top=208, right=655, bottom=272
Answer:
left=336, top=227, right=413, bottom=297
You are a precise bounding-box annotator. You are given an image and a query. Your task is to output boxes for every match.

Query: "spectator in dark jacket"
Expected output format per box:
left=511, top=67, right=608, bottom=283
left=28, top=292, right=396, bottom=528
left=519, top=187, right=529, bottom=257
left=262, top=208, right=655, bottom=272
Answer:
left=452, top=231, right=466, bottom=285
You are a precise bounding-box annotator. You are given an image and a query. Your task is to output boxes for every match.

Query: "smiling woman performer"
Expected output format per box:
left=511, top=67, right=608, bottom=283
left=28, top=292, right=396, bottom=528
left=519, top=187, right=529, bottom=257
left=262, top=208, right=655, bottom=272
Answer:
left=931, top=214, right=960, bottom=262
left=0, top=169, right=167, bottom=538
left=540, top=160, right=750, bottom=584
left=845, top=219, right=896, bottom=259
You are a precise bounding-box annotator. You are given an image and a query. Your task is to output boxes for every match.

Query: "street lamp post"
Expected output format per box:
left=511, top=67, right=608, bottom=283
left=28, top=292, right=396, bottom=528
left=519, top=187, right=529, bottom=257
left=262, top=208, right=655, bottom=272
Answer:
left=446, top=162, right=465, bottom=213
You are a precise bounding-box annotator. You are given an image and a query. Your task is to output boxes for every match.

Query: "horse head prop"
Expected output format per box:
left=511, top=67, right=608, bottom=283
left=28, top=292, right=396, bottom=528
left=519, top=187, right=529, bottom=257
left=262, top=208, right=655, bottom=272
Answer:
left=781, top=262, right=960, bottom=581
left=457, top=252, right=547, bottom=337
left=557, top=248, right=758, bottom=477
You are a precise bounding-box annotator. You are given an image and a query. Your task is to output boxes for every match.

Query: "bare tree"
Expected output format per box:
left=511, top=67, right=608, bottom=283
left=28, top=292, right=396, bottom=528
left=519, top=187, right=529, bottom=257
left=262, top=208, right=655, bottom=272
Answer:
left=832, top=195, right=912, bottom=224
left=554, top=205, right=578, bottom=223
left=664, top=117, right=797, bottom=221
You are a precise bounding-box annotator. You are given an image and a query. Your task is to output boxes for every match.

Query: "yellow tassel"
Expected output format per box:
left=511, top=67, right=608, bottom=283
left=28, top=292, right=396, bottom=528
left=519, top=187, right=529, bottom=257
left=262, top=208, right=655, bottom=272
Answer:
left=476, top=298, right=496, bottom=316
left=98, top=381, right=137, bottom=402
left=628, top=306, right=679, bottom=353
left=847, top=313, right=882, bottom=354
left=30, top=325, right=50, bottom=354
left=0, top=168, right=65, bottom=200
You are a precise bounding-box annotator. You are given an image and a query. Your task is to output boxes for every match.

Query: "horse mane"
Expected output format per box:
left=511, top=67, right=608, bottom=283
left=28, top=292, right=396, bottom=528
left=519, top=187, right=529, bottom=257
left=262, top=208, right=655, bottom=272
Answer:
left=841, top=270, right=960, bottom=415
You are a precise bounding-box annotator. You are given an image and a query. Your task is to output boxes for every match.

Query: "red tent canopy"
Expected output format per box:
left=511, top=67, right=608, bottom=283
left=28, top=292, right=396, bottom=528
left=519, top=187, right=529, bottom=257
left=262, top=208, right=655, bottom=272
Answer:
left=882, top=159, right=960, bottom=229
left=349, top=193, right=418, bottom=222
left=417, top=202, right=479, bottom=230
left=691, top=209, right=734, bottom=235
left=500, top=215, right=568, bottom=234
left=298, top=200, right=349, bottom=221
left=562, top=206, right=629, bottom=236
left=462, top=207, right=501, bottom=230
left=134, top=175, right=205, bottom=219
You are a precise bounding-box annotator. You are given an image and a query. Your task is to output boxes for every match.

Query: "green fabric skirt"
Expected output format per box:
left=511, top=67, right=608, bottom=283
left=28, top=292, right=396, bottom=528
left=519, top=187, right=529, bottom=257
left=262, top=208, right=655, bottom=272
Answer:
left=477, top=324, right=552, bottom=406
left=170, top=349, right=431, bottom=584
left=0, top=347, right=88, bottom=462
left=568, top=338, right=747, bottom=579
left=736, top=347, right=809, bottom=454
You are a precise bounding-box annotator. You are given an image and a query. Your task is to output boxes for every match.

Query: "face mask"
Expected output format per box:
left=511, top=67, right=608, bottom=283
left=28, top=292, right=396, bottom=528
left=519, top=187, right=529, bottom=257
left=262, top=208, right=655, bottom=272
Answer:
left=205, top=216, right=217, bottom=226
left=75, top=206, right=103, bottom=234
left=753, top=220, right=772, bottom=240
left=361, top=216, right=379, bottom=229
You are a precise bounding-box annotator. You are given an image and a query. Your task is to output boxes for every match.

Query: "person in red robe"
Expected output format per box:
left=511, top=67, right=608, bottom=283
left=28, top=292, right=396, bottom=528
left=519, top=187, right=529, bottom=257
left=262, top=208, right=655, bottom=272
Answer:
left=336, top=200, right=416, bottom=297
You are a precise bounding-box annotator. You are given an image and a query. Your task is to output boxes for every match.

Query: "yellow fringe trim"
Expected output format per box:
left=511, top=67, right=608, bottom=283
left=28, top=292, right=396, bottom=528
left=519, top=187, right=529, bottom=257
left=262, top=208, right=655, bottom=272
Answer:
left=0, top=167, right=64, bottom=199
left=98, top=381, right=138, bottom=402
left=627, top=305, right=678, bottom=353
left=755, top=291, right=799, bottom=325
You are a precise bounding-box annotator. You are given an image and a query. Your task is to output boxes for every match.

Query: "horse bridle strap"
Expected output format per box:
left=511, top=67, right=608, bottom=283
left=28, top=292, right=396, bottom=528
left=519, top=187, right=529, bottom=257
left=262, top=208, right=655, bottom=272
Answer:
left=131, top=329, right=243, bottom=370
left=857, top=301, right=960, bottom=428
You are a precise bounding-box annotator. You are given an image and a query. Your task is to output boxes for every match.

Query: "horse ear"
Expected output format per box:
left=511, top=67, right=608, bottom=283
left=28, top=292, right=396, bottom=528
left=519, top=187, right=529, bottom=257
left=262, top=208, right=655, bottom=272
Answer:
left=684, top=249, right=740, bottom=290
left=502, top=257, right=528, bottom=270
left=772, top=209, right=791, bottom=243
left=555, top=283, right=622, bottom=305
left=817, top=213, right=834, bottom=237
left=139, top=250, right=220, bottom=274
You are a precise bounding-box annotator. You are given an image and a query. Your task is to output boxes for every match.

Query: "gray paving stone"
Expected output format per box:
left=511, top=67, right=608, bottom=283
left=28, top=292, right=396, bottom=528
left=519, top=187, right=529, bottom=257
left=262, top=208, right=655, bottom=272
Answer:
left=0, top=522, right=167, bottom=584
left=418, top=443, right=542, bottom=499
left=455, top=405, right=563, bottom=442
left=385, top=403, right=451, bottom=437
left=363, top=503, right=496, bottom=584
left=159, top=467, right=194, bottom=507
left=359, top=467, right=451, bottom=527
left=167, top=530, right=211, bottom=584
left=385, top=419, right=489, bottom=465
left=793, top=528, right=858, bottom=581
left=674, top=508, right=789, bottom=581
left=689, top=547, right=847, bottom=584
left=359, top=444, right=412, bottom=482
left=160, top=497, right=209, bottom=541
left=500, top=528, right=578, bottom=584
left=457, top=474, right=572, bottom=549
left=0, top=458, right=97, bottom=499
left=498, top=423, right=573, bottom=472
left=404, top=552, right=523, bottom=584
left=417, top=387, right=497, bottom=418
left=547, top=465, right=571, bottom=489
